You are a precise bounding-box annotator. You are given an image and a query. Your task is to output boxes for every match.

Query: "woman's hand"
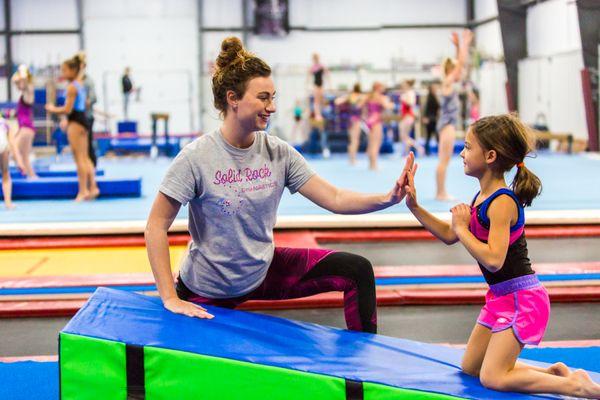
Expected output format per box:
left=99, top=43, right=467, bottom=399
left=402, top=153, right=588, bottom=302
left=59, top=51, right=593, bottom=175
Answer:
left=45, top=104, right=56, bottom=114
left=451, top=203, right=471, bottom=233
left=163, top=297, right=214, bottom=319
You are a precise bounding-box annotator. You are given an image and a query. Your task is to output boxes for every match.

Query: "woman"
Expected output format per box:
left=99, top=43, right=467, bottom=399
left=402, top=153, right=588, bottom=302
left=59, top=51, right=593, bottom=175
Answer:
left=436, top=30, right=473, bottom=201
left=46, top=54, right=99, bottom=201
left=145, top=37, right=415, bottom=334
left=11, top=65, right=37, bottom=178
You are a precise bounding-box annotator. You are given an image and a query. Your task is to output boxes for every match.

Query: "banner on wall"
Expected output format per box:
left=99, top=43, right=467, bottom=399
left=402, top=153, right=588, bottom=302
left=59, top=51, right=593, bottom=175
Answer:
left=254, top=0, right=289, bottom=36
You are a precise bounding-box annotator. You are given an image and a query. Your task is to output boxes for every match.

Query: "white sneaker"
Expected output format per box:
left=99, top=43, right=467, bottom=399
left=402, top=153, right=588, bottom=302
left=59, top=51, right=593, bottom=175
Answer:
left=322, top=148, right=331, bottom=158
left=150, top=146, right=158, bottom=159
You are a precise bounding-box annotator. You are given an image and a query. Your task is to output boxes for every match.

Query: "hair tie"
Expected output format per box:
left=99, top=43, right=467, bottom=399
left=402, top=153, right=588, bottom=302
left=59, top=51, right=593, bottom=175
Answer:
left=517, top=161, right=525, bottom=168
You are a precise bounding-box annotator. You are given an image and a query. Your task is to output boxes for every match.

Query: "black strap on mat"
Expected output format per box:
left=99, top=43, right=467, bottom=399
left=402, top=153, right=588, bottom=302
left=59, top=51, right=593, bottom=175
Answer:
left=345, top=379, right=364, bottom=400
left=126, top=344, right=145, bottom=400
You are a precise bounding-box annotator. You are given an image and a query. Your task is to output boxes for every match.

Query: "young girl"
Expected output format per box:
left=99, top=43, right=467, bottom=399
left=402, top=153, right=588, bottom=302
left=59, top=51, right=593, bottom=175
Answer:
left=11, top=65, right=37, bottom=178
left=363, top=82, right=394, bottom=170
left=309, top=53, right=327, bottom=121
left=405, top=114, right=600, bottom=398
left=334, top=83, right=364, bottom=165
left=398, top=79, right=424, bottom=157
left=0, top=116, right=14, bottom=210
left=436, top=30, right=473, bottom=201
left=46, top=54, right=99, bottom=201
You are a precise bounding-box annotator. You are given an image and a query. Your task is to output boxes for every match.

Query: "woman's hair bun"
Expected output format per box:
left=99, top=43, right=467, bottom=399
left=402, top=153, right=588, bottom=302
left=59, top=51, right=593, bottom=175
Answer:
left=216, top=37, right=246, bottom=69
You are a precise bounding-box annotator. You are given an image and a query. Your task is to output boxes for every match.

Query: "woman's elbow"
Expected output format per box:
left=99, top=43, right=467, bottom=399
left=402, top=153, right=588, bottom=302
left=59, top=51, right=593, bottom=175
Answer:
left=144, top=221, right=166, bottom=239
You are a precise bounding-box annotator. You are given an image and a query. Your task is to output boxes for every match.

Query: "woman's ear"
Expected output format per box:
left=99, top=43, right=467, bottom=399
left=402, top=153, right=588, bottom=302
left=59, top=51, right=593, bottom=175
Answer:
left=226, top=90, right=239, bottom=111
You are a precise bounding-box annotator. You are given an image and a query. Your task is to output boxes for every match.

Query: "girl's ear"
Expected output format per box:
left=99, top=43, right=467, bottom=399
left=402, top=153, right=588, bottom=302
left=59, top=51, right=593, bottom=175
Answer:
left=486, top=149, right=497, bottom=165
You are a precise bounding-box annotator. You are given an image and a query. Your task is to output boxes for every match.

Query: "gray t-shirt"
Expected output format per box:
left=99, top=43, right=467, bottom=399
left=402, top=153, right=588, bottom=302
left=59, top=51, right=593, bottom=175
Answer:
left=159, top=129, right=315, bottom=298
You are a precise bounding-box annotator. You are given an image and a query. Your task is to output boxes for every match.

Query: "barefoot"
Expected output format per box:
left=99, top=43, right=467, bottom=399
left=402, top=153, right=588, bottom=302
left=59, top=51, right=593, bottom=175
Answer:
left=4, top=202, right=15, bottom=210
left=571, top=369, right=600, bottom=399
left=74, top=192, right=89, bottom=202
left=88, top=187, right=100, bottom=200
left=547, top=362, right=570, bottom=377
left=435, top=193, right=456, bottom=202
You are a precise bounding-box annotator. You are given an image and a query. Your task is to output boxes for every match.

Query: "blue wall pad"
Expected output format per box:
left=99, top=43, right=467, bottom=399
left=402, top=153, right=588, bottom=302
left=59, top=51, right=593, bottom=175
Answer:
left=0, top=361, right=58, bottom=400
left=59, top=287, right=594, bottom=399
left=10, top=170, right=105, bottom=179
left=1, top=177, right=142, bottom=199
left=96, top=137, right=181, bottom=157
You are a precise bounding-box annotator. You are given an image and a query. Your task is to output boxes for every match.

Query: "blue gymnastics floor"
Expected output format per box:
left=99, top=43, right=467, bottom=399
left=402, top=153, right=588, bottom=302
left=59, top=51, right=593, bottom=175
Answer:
left=1, top=152, right=599, bottom=224
left=0, top=346, right=598, bottom=400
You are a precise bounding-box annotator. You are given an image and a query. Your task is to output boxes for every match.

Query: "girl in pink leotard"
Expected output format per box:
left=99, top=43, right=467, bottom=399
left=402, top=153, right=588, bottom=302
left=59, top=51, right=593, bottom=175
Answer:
left=11, top=65, right=36, bottom=178
left=363, top=82, right=393, bottom=170
left=335, top=83, right=364, bottom=165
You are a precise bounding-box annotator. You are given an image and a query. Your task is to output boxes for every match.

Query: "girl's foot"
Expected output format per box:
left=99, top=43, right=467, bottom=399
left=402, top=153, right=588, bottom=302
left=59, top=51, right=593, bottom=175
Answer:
left=435, top=193, right=456, bottom=202
left=572, top=369, right=600, bottom=399
left=4, top=202, right=15, bottom=210
left=75, top=192, right=89, bottom=202
left=88, top=187, right=100, bottom=200
left=547, top=362, right=570, bottom=377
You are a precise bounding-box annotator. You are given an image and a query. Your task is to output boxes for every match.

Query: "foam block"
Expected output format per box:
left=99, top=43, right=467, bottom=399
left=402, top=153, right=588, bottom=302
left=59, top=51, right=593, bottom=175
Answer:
left=1, top=177, right=141, bottom=199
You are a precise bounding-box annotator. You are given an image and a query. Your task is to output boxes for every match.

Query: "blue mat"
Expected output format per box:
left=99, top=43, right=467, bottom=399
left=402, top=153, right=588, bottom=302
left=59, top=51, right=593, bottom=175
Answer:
left=58, top=287, right=600, bottom=399
left=2, top=346, right=598, bottom=400
left=0, top=361, right=58, bottom=400
left=1, top=153, right=599, bottom=223
left=96, top=137, right=181, bottom=157
left=0, top=177, right=142, bottom=199
left=2, top=271, right=598, bottom=297
left=9, top=170, right=105, bottom=179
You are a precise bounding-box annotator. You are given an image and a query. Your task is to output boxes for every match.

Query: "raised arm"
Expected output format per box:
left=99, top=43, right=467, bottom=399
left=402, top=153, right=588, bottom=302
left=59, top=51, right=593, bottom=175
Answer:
left=299, top=152, right=415, bottom=214
left=445, top=30, right=473, bottom=84
left=145, top=192, right=213, bottom=318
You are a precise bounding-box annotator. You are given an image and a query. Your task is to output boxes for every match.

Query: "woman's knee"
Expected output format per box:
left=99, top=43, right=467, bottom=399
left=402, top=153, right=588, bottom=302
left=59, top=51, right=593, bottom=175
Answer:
left=345, top=253, right=375, bottom=283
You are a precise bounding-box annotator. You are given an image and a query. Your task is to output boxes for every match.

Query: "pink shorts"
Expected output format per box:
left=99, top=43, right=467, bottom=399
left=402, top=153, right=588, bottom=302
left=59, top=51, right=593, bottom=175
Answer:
left=477, top=275, right=550, bottom=345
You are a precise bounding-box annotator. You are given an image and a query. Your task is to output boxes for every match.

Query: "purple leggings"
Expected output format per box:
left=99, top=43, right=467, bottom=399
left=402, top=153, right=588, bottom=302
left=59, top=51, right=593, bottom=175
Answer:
left=176, top=247, right=377, bottom=333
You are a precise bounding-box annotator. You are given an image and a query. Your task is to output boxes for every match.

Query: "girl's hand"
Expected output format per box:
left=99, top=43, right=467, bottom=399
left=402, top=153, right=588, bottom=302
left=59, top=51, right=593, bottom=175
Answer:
left=45, top=104, right=56, bottom=113
left=404, top=161, right=419, bottom=210
left=451, top=203, right=471, bottom=232
left=450, top=32, right=460, bottom=47
left=462, top=29, right=474, bottom=46
left=386, top=152, right=415, bottom=205
left=164, top=297, right=214, bottom=319
left=59, top=117, right=68, bottom=131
